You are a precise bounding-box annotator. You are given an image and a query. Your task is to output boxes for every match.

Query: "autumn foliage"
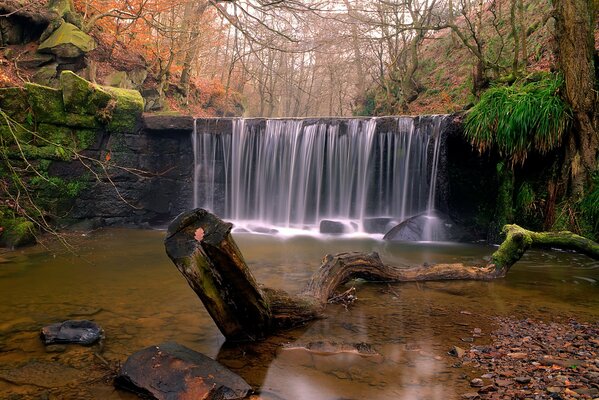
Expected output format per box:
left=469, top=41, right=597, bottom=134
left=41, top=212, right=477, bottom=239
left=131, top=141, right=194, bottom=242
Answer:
left=73, top=0, right=242, bottom=116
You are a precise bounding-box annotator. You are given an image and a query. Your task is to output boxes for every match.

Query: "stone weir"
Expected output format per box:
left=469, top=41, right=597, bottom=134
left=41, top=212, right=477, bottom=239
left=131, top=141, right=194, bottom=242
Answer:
left=46, top=113, right=455, bottom=230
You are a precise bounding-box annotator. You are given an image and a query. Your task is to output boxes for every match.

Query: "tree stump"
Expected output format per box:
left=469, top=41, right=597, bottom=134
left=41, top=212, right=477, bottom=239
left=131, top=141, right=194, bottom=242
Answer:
left=165, top=209, right=599, bottom=342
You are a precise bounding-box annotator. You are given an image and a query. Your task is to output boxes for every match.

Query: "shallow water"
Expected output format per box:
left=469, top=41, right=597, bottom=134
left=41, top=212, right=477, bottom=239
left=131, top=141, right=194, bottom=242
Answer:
left=0, top=229, right=598, bottom=399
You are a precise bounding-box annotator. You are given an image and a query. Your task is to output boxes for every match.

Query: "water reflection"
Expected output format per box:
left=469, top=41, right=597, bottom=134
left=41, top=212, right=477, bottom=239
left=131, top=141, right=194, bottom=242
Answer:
left=0, top=229, right=598, bottom=399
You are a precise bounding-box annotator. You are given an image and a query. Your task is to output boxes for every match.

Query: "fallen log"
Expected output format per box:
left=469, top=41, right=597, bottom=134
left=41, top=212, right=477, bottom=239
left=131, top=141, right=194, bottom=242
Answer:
left=164, top=209, right=599, bottom=342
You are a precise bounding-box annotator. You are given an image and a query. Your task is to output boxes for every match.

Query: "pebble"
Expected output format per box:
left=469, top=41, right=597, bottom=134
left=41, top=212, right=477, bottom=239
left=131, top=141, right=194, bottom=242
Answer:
left=470, top=378, right=483, bottom=387
left=514, top=376, right=531, bottom=384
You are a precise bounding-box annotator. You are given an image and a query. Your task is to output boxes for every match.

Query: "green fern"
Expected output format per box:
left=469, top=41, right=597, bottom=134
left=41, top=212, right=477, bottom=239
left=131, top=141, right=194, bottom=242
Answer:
left=464, top=73, right=571, bottom=165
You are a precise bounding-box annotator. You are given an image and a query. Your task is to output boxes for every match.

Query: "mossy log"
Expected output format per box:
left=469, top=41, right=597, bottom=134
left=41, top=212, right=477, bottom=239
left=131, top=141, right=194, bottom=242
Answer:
left=164, top=209, right=599, bottom=342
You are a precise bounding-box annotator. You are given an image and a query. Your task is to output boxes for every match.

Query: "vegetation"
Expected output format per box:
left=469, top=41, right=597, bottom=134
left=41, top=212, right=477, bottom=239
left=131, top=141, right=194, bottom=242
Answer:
left=0, top=73, right=144, bottom=247
left=463, top=74, right=571, bottom=165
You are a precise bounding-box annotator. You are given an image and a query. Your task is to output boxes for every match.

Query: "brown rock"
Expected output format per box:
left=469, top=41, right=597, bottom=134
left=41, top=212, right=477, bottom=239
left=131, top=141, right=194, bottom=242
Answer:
left=115, top=342, right=252, bottom=400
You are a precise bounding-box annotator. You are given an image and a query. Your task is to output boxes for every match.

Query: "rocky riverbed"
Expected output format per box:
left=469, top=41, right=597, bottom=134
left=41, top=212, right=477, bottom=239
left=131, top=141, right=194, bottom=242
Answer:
left=459, top=317, right=599, bottom=400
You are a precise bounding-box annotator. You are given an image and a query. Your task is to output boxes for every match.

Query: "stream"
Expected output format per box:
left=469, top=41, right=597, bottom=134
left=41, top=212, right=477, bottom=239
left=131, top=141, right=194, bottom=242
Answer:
left=0, top=228, right=598, bottom=399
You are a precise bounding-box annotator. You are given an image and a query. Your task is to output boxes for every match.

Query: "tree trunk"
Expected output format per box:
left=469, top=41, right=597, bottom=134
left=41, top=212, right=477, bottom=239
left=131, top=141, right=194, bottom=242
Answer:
left=553, top=0, right=598, bottom=194
left=165, top=209, right=599, bottom=342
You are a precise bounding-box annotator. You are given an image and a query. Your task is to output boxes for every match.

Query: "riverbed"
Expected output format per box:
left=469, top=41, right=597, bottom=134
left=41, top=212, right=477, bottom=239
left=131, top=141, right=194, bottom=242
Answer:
left=0, top=229, right=598, bottom=399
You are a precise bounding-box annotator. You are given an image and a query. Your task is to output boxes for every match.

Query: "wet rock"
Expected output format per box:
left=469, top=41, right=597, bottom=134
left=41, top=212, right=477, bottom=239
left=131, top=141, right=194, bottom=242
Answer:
left=115, top=342, right=251, bottom=400
left=319, top=220, right=351, bottom=234
left=40, top=320, right=102, bottom=345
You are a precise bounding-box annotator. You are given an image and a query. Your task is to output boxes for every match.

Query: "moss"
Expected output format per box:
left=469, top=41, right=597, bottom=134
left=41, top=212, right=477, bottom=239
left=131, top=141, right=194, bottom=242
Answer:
left=0, top=217, right=36, bottom=248
left=74, top=129, right=97, bottom=149
left=0, top=123, right=34, bottom=143
left=490, top=224, right=532, bottom=270
left=37, top=123, right=72, bottom=145
left=38, top=23, right=95, bottom=57
left=9, top=144, right=71, bottom=161
left=60, top=71, right=93, bottom=114
left=25, top=83, right=66, bottom=123
left=103, top=87, right=144, bottom=133
left=0, top=88, right=29, bottom=121
left=60, top=71, right=112, bottom=116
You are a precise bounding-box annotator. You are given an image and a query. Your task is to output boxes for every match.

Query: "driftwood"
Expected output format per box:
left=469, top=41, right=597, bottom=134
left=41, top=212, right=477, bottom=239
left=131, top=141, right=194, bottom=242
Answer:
left=164, top=209, right=599, bottom=342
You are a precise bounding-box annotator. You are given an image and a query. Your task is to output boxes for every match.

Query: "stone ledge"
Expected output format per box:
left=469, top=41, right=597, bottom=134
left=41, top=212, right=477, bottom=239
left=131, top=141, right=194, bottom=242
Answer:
left=142, top=113, right=194, bottom=133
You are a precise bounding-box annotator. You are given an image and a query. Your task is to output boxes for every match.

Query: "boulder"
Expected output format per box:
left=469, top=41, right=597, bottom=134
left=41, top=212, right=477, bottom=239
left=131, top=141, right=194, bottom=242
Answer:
left=38, top=22, right=95, bottom=59
left=115, top=342, right=252, bottom=400
left=40, top=320, right=103, bottom=345
left=319, top=219, right=352, bottom=234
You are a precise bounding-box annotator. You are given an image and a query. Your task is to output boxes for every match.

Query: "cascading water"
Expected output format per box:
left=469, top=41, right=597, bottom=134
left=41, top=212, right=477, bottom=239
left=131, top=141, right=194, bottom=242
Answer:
left=192, top=116, right=446, bottom=236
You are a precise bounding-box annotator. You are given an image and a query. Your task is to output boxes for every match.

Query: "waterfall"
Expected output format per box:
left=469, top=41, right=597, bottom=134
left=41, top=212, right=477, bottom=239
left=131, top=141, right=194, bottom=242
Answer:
left=192, top=116, right=446, bottom=235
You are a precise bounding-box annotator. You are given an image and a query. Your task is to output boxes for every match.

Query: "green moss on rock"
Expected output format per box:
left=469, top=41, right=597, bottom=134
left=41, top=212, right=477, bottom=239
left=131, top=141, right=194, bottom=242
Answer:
left=0, top=88, right=29, bottom=120
left=38, top=23, right=95, bottom=58
left=60, top=71, right=112, bottom=115
left=26, top=83, right=66, bottom=123
left=0, top=217, right=36, bottom=248
left=103, top=86, right=144, bottom=133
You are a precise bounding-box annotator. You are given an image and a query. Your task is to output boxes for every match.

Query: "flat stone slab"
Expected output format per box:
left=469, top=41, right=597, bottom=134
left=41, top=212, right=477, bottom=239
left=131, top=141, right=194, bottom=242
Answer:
left=142, top=114, right=194, bottom=132
left=115, top=342, right=252, bottom=400
left=40, top=320, right=103, bottom=345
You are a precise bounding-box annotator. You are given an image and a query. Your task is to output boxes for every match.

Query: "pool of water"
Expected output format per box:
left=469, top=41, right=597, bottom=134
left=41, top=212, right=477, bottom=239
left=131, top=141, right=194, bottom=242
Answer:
left=0, top=229, right=598, bottom=399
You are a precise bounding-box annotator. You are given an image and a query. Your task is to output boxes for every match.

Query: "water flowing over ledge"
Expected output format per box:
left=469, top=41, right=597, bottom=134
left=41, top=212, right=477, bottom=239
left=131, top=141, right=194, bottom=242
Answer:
left=192, top=115, right=449, bottom=237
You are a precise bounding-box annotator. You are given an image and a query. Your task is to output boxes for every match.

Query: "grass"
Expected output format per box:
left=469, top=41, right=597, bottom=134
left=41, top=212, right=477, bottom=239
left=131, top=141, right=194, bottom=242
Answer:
left=463, top=73, right=571, bottom=165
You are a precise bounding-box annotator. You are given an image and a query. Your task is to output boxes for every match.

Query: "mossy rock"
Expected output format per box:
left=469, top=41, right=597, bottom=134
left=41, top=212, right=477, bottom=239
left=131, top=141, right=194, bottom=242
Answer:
left=0, top=217, right=36, bottom=248
left=60, top=71, right=111, bottom=115
left=31, top=63, right=59, bottom=87
left=25, top=83, right=65, bottom=122
left=0, top=123, right=33, bottom=143
left=103, top=87, right=144, bottom=133
left=0, top=87, right=29, bottom=120
left=38, top=23, right=95, bottom=59
left=37, top=123, right=72, bottom=145
left=8, top=144, right=70, bottom=161
left=25, top=82, right=100, bottom=128
left=37, top=123, right=97, bottom=150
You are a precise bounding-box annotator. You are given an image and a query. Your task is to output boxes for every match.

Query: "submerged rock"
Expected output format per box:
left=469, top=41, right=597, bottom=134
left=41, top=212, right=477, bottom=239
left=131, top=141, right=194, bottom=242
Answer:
left=282, top=341, right=381, bottom=358
left=40, top=320, right=102, bottom=345
left=115, top=342, right=252, bottom=400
